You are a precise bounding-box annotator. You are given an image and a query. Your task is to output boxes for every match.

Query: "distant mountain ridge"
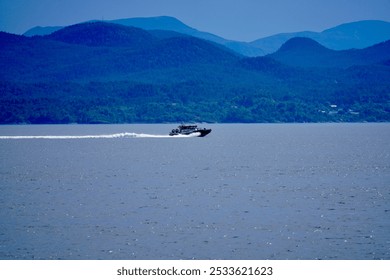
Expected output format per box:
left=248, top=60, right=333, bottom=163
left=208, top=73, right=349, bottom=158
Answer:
left=24, top=16, right=264, bottom=57
left=268, top=37, right=390, bottom=68
left=1, top=21, right=389, bottom=124
left=252, top=20, right=390, bottom=54
left=3, top=21, right=390, bottom=78
left=1, top=22, right=240, bottom=82
left=47, top=22, right=156, bottom=48
left=23, top=25, right=63, bottom=36
left=111, top=16, right=194, bottom=33
left=23, top=17, right=390, bottom=56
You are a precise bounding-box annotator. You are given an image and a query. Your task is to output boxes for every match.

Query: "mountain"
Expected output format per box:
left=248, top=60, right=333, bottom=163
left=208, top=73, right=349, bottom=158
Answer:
left=268, top=37, right=390, bottom=68
left=319, top=20, right=390, bottom=49
left=111, top=16, right=265, bottom=56
left=23, top=16, right=264, bottom=57
left=250, top=31, right=318, bottom=55
left=251, top=20, right=390, bottom=54
left=23, top=26, right=63, bottom=36
left=0, top=31, right=30, bottom=45
left=22, top=18, right=390, bottom=57
left=1, top=22, right=389, bottom=124
left=110, top=16, right=197, bottom=36
left=1, top=22, right=239, bottom=82
left=47, top=22, right=156, bottom=48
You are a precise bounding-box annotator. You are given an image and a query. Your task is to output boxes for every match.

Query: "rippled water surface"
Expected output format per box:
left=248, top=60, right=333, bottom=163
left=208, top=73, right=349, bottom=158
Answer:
left=0, top=123, right=389, bottom=259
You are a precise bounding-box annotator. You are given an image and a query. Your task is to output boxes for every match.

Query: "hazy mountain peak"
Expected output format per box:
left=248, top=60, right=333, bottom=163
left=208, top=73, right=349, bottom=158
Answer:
left=278, top=37, right=331, bottom=52
left=22, top=16, right=264, bottom=56
left=269, top=37, right=390, bottom=68
left=323, top=20, right=390, bottom=34
left=251, top=20, right=390, bottom=54
left=111, top=16, right=196, bottom=34
left=23, top=26, right=63, bottom=37
left=21, top=17, right=390, bottom=57
left=46, top=21, right=156, bottom=47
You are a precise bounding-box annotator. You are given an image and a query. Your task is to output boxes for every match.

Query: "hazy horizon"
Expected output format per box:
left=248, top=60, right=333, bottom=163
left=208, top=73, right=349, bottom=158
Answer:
left=1, top=0, right=390, bottom=41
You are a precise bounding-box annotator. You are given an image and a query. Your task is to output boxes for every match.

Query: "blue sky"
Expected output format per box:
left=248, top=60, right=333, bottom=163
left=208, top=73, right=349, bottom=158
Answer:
left=1, top=0, right=390, bottom=41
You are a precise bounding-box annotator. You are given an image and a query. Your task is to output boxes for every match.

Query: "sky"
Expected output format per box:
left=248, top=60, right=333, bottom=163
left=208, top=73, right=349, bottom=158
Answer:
left=1, top=0, right=390, bottom=41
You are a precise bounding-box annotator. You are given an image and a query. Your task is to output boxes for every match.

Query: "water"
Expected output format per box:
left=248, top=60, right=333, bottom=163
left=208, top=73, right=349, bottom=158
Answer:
left=0, top=123, right=389, bottom=260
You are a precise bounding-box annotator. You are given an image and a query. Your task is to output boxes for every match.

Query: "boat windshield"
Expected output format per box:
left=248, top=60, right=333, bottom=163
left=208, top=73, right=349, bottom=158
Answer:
left=179, top=125, right=197, bottom=130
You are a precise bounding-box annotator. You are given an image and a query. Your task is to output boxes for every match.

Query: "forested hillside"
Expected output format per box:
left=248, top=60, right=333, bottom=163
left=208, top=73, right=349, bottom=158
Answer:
left=1, top=22, right=389, bottom=124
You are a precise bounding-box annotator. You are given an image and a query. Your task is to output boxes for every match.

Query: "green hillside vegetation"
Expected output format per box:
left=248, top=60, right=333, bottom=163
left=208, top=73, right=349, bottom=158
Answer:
left=0, top=22, right=389, bottom=124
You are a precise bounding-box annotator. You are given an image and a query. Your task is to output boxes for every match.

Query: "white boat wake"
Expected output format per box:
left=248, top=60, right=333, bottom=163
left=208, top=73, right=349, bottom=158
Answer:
left=0, top=132, right=200, bottom=140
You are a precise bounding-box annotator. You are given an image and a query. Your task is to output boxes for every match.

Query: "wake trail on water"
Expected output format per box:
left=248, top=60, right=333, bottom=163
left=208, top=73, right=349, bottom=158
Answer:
left=0, top=132, right=200, bottom=140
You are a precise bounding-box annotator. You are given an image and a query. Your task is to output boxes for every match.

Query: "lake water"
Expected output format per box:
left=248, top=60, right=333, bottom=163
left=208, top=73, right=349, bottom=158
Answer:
left=0, top=123, right=389, bottom=260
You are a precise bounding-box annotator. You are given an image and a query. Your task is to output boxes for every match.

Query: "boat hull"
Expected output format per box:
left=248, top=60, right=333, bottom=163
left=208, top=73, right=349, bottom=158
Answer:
left=169, top=128, right=211, bottom=137
left=197, top=129, right=212, bottom=137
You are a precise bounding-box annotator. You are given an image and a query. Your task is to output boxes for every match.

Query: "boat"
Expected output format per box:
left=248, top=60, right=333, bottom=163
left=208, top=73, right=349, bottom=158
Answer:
left=169, top=124, right=212, bottom=137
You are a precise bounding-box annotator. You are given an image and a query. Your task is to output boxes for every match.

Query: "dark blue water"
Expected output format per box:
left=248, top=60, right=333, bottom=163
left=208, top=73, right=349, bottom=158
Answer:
left=0, top=123, right=389, bottom=259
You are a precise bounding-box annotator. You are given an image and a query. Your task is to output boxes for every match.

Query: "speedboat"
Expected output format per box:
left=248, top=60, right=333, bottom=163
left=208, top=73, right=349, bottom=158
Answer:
left=169, top=124, right=211, bottom=137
